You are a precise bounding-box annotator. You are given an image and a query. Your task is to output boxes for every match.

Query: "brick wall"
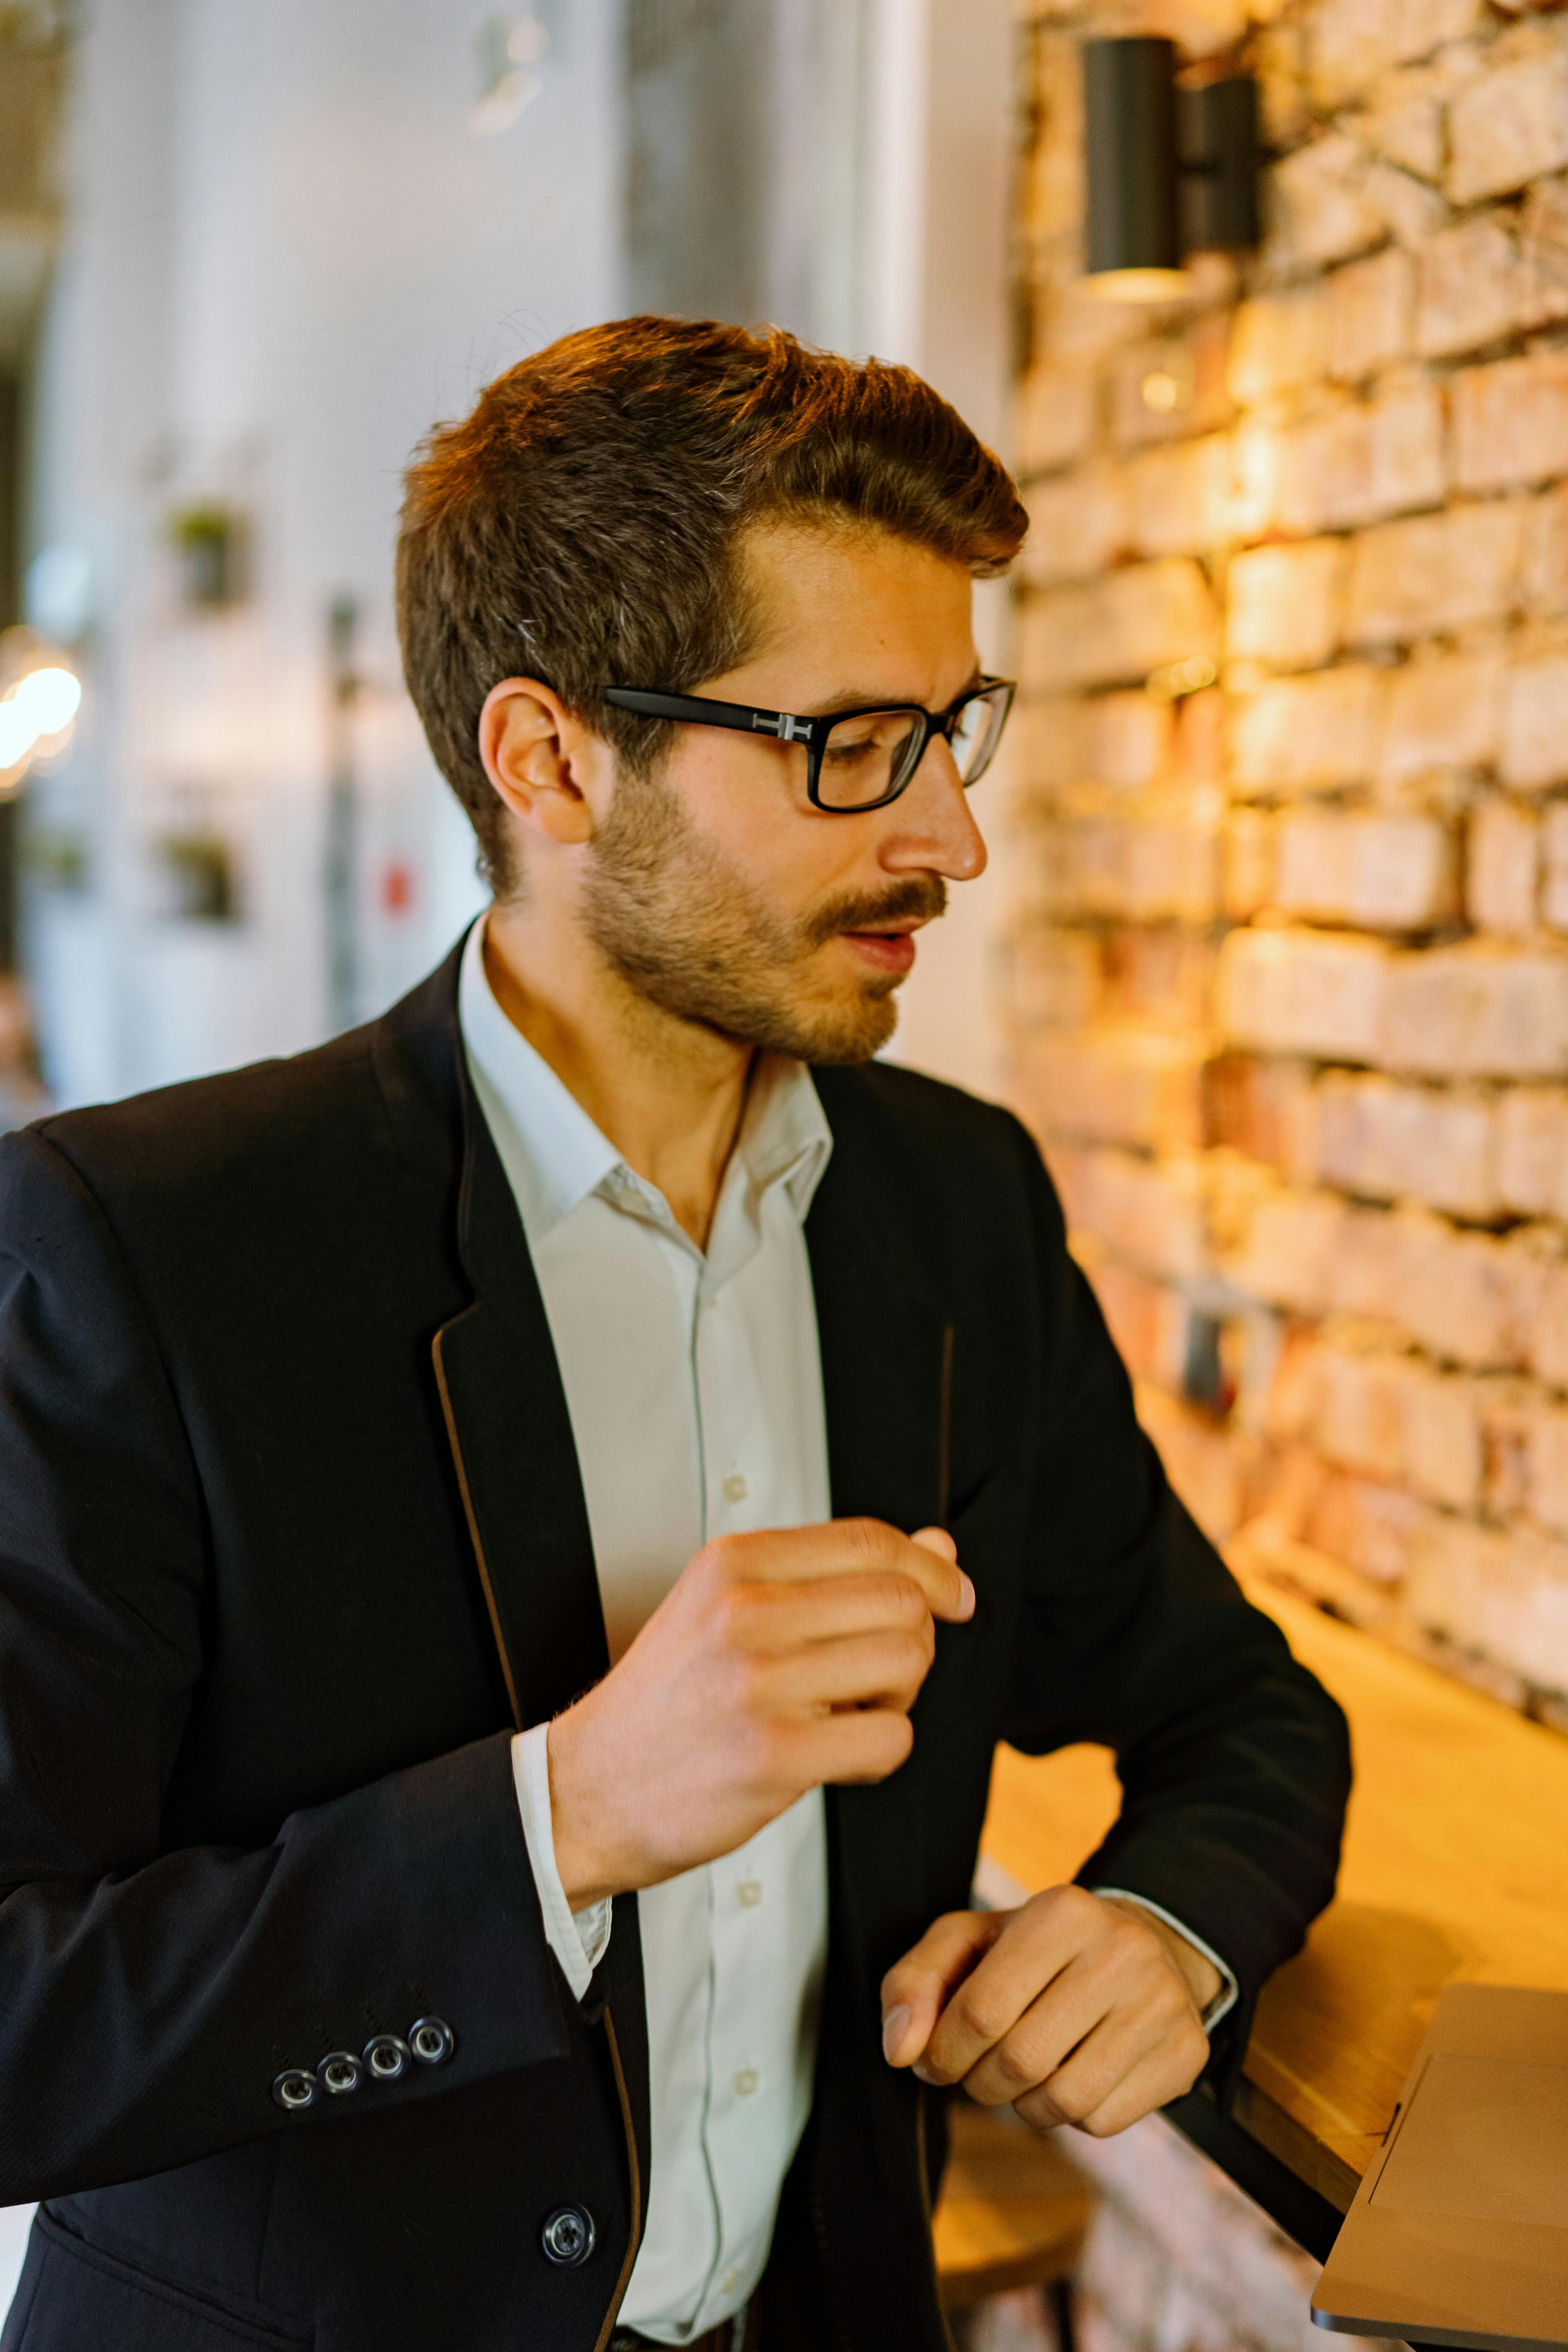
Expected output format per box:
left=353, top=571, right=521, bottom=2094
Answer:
left=1004, top=0, right=1568, bottom=1730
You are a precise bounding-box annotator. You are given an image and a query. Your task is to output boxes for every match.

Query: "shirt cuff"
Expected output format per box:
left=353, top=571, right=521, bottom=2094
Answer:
left=1091, top=1887, right=1240, bottom=2033
left=511, top=1724, right=613, bottom=2003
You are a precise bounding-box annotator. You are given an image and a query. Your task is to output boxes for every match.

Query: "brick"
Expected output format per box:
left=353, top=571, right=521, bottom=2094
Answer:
left=1258, top=21, right=1309, bottom=150
left=1526, top=1250, right=1568, bottom=1389
left=1265, top=134, right=1387, bottom=276
left=1381, top=941, right=1568, bottom=1078
left=1468, top=800, right=1541, bottom=936
left=1327, top=247, right=1416, bottom=381
left=999, top=922, right=1102, bottom=1032
left=1379, top=651, right=1504, bottom=779
left=1273, top=808, right=1457, bottom=931
left=1108, top=317, right=1233, bottom=454
left=1222, top=1181, right=1346, bottom=1314
left=1205, top=1052, right=1320, bottom=1182
left=1103, top=926, right=1217, bottom=1027
left=1124, top=434, right=1238, bottom=558
left=1020, top=467, right=1127, bottom=585
left=1223, top=810, right=1276, bottom=920
left=1016, top=367, right=1096, bottom=477
left=1405, top=1510, right=1568, bottom=1693
left=1227, top=540, right=1348, bottom=671
left=1520, top=172, right=1568, bottom=328
left=1079, top=1250, right=1192, bottom=1395
left=1448, top=21, right=1568, bottom=206
left=1275, top=377, right=1445, bottom=535
left=1034, top=800, right=1221, bottom=923
left=1501, top=657, right=1568, bottom=791
left=1218, top=925, right=1389, bottom=1062
left=1088, top=691, right=1173, bottom=790
left=1316, top=1070, right=1501, bottom=1218
left=1011, top=1023, right=1211, bottom=1152
left=1045, top=1144, right=1211, bottom=1283
left=1519, top=1399, right=1568, bottom=1539
left=1499, top=1085, right=1568, bottom=1218
left=1523, top=483, right=1568, bottom=615
left=1543, top=802, right=1568, bottom=931
left=1348, top=505, right=1524, bottom=644
left=1365, top=154, right=1448, bottom=248
left=1304, top=0, right=1405, bottom=110
left=1454, top=349, right=1568, bottom=494
left=1229, top=666, right=1386, bottom=795
left=1355, top=51, right=1481, bottom=185
left=1139, top=1386, right=1258, bottom=1544
left=1303, top=1463, right=1429, bottom=1584
left=1226, top=290, right=1328, bottom=406
left=1169, top=686, right=1226, bottom=788
left=1019, top=560, right=1220, bottom=693
left=1415, top=215, right=1521, bottom=359
left=1381, top=1207, right=1531, bottom=1369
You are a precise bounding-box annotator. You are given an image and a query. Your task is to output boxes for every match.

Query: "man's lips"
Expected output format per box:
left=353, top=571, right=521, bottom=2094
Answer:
left=837, top=920, right=926, bottom=975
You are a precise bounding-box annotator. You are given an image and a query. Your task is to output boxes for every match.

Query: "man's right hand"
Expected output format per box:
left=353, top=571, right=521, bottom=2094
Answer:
left=546, top=1519, right=973, bottom=1907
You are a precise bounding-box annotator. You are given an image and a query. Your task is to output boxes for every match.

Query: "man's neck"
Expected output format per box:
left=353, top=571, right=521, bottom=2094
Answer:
left=481, top=902, right=753, bottom=1252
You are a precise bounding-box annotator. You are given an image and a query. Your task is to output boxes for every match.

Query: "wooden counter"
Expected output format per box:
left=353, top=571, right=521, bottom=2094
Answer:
left=978, top=1562, right=1568, bottom=2238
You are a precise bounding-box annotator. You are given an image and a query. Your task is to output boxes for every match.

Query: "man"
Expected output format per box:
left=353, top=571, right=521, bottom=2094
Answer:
left=0, top=318, right=1349, bottom=2352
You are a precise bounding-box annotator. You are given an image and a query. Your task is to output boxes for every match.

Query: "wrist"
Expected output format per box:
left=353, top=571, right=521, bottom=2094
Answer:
left=1101, top=1895, right=1223, bottom=2016
left=545, top=1708, right=621, bottom=1911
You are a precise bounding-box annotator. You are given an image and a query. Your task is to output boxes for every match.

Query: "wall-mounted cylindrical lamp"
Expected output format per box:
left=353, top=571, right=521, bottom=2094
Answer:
left=1083, top=37, right=1259, bottom=303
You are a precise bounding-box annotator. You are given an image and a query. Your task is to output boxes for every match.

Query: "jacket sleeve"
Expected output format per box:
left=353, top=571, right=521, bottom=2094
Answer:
left=0, top=1128, right=570, bottom=2201
left=998, top=1125, right=1352, bottom=2099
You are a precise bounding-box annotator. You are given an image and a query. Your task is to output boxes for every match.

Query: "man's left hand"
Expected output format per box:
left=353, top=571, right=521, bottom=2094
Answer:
left=879, top=1887, right=1219, bottom=2137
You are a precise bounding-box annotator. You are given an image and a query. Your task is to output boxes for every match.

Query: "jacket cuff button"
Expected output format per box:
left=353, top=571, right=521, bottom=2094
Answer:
left=317, top=2051, right=362, bottom=2096
left=362, top=2034, right=410, bottom=2083
left=540, top=2205, right=596, bottom=2267
left=272, top=2069, right=316, bottom=2113
left=409, top=2016, right=455, bottom=2067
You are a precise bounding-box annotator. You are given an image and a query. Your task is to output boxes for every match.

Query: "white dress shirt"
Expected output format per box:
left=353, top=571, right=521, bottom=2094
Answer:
left=459, top=920, right=1238, bottom=2337
left=459, top=919, right=833, bottom=2344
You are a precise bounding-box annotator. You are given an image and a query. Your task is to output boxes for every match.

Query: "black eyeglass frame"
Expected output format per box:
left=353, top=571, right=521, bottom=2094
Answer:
left=599, top=676, right=1017, bottom=812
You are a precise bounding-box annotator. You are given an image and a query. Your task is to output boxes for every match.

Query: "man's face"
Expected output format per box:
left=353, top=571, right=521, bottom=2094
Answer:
left=581, top=520, right=988, bottom=1065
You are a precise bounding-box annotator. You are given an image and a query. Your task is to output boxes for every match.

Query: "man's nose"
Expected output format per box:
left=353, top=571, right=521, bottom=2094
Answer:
left=884, top=735, right=988, bottom=882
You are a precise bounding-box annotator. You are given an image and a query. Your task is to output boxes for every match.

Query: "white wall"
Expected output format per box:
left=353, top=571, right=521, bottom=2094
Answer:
left=861, top=0, right=1018, bottom=1100
left=26, top=0, right=622, bottom=1104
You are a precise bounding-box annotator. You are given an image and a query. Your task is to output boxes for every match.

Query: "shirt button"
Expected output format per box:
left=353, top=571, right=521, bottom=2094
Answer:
left=723, top=1472, right=748, bottom=1503
left=737, top=1878, right=762, bottom=1907
left=734, top=2067, right=759, bottom=2097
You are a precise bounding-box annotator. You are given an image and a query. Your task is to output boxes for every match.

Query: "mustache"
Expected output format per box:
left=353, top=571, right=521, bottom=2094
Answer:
left=801, top=876, right=948, bottom=950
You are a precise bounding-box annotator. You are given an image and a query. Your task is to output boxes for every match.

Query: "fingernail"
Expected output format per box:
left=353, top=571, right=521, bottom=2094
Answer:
left=881, top=2005, right=912, bottom=2063
left=958, top=1572, right=976, bottom=1620
left=912, top=2059, right=937, bottom=2085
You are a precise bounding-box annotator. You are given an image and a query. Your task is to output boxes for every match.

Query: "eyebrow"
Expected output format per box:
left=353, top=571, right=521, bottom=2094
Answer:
left=802, top=666, right=985, bottom=720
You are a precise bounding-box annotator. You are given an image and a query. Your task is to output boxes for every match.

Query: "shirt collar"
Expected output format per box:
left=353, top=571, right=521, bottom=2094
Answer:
left=457, top=917, right=833, bottom=1250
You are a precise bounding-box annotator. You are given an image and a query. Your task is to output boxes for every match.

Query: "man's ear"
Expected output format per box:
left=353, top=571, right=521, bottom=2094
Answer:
left=477, top=678, right=605, bottom=847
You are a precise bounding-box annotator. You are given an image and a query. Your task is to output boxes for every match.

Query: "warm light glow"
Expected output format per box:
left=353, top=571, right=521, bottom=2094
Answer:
left=0, top=654, right=83, bottom=782
left=14, top=666, right=82, bottom=736
left=1085, top=267, right=1190, bottom=304
left=1141, top=370, right=1185, bottom=411
left=1147, top=654, right=1218, bottom=701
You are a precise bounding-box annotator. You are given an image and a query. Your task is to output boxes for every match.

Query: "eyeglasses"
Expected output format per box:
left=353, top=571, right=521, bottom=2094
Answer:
left=599, top=675, right=1016, bottom=813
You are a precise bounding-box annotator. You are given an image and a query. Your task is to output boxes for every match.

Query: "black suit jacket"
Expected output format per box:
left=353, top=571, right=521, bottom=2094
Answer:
left=0, top=939, right=1349, bottom=2352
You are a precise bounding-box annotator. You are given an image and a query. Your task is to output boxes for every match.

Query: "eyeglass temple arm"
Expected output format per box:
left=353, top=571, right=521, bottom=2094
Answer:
left=600, top=688, right=817, bottom=745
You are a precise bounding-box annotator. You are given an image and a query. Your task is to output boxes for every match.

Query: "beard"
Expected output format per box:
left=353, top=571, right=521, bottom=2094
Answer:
left=581, top=765, right=946, bottom=1065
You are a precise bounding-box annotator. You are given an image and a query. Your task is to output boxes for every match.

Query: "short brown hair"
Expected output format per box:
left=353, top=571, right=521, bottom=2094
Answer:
left=396, top=315, right=1028, bottom=891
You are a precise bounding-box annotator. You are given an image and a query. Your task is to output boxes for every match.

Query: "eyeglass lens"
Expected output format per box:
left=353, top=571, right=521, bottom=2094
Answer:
left=816, top=686, right=1010, bottom=811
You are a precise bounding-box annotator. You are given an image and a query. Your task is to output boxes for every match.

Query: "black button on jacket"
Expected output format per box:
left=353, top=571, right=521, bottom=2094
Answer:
left=0, top=936, right=1350, bottom=2352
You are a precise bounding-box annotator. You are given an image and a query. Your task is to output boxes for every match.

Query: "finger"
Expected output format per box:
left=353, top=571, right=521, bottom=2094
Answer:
left=955, top=1962, right=1118, bottom=2107
left=911, top=1526, right=957, bottom=1561
left=880, top=1910, right=1007, bottom=2068
left=1031, top=1998, right=1202, bottom=2134
left=734, top=1570, right=935, bottom=1653
left=771, top=1703, right=916, bottom=1794
left=916, top=1891, right=1096, bottom=2086
left=720, top=1521, right=974, bottom=1624
left=1032, top=2026, right=1206, bottom=2140
left=768, top=1626, right=935, bottom=1713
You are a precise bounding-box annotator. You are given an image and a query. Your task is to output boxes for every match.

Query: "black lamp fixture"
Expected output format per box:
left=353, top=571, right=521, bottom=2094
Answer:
left=1083, top=37, right=1259, bottom=303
